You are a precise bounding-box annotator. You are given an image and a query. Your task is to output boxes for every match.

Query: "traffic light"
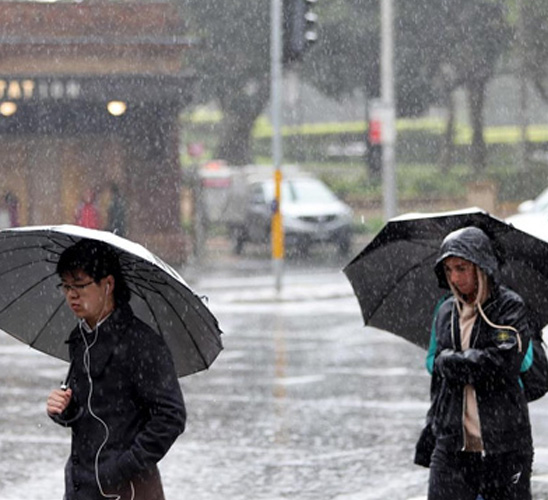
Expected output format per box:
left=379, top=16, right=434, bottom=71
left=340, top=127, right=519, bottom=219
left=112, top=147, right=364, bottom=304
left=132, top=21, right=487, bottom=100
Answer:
left=283, top=0, right=318, bottom=63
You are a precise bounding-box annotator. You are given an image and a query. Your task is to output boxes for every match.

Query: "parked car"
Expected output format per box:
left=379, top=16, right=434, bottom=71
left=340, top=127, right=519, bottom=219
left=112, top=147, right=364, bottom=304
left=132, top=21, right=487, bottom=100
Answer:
left=200, top=164, right=354, bottom=255
left=506, top=187, right=548, bottom=240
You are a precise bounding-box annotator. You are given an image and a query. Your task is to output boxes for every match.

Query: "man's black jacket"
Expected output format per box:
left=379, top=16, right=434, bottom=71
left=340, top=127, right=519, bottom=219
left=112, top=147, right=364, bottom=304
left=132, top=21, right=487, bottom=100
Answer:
left=52, top=304, right=186, bottom=499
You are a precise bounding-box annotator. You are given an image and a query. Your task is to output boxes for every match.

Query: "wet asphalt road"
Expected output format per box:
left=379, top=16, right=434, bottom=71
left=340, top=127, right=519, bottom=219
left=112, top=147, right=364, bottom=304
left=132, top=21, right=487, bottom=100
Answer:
left=2, top=241, right=548, bottom=499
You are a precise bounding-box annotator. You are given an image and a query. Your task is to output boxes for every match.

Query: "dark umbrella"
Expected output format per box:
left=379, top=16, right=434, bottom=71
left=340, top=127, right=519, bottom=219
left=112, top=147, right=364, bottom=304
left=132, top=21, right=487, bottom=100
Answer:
left=0, top=224, right=222, bottom=377
left=343, top=208, right=548, bottom=349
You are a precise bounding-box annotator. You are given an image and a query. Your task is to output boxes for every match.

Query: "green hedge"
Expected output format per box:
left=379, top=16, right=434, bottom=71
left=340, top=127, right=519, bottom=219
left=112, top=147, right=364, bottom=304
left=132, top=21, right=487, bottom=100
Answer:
left=180, top=113, right=548, bottom=203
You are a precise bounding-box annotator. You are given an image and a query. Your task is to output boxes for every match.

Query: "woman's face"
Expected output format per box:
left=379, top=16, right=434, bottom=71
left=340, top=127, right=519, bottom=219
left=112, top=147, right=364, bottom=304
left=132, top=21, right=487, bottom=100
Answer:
left=443, top=256, right=478, bottom=300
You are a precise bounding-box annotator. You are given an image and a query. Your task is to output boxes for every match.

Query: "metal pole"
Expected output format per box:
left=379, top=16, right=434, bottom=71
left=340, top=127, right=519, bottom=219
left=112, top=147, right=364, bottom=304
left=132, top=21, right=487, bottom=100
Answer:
left=380, top=0, right=397, bottom=219
left=271, top=0, right=284, bottom=293
left=517, top=0, right=528, bottom=171
left=192, top=165, right=205, bottom=267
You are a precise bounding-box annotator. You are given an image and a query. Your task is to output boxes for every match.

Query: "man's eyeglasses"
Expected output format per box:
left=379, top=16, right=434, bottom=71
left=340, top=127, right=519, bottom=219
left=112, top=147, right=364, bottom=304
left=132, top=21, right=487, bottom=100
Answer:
left=57, top=281, right=95, bottom=294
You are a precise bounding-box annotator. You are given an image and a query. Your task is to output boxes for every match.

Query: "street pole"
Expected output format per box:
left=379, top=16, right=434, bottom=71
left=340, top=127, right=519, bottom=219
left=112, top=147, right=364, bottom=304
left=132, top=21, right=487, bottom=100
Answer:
left=380, top=0, right=397, bottom=220
left=271, top=0, right=284, bottom=293
left=517, top=0, right=528, bottom=171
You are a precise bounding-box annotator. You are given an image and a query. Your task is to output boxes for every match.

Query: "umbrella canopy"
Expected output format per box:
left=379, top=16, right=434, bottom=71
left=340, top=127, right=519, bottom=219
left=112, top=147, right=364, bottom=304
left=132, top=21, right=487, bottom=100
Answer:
left=343, top=208, right=548, bottom=350
left=0, top=224, right=223, bottom=377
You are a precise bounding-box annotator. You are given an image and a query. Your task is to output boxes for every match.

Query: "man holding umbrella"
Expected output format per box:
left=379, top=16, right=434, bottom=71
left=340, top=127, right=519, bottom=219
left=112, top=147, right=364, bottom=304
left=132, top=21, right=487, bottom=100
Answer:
left=426, top=226, right=534, bottom=500
left=46, top=239, right=186, bottom=500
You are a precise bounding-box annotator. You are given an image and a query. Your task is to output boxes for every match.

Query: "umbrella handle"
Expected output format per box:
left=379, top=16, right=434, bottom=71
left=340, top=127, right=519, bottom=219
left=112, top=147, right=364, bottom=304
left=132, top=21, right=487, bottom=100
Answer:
left=60, top=360, right=74, bottom=390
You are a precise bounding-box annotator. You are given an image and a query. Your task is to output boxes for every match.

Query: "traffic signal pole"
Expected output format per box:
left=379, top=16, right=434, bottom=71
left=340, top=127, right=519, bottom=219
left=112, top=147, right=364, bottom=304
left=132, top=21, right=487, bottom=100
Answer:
left=271, top=0, right=284, bottom=293
left=270, top=0, right=318, bottom=293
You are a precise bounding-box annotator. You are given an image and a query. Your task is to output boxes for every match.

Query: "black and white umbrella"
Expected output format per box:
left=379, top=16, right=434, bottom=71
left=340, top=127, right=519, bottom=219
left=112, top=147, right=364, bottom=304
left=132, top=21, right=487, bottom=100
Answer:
left=344, top=208, right=548, bottom=349
left=0, top=224, right=223, bottom=377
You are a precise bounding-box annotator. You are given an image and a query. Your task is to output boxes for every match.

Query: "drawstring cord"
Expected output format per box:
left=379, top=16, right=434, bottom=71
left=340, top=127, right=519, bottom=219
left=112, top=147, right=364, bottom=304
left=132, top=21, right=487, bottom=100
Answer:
left=448, top=266, right=522, bottom=353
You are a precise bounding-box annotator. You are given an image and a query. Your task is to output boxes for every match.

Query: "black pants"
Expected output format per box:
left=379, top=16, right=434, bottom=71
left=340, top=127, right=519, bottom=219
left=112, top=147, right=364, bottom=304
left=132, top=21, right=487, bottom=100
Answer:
left=428, top=446, right=533, bottom=500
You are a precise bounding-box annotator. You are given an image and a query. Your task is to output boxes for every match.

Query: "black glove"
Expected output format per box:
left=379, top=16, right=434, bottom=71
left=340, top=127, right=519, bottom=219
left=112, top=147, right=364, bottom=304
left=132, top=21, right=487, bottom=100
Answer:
left=436, top=349, right=471, bottom=382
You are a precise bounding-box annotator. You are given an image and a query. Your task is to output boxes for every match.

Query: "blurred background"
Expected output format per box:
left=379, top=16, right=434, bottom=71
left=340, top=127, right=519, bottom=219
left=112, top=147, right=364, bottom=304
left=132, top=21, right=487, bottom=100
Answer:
left=2, top=2, right=548, bottom=499
left=0, top=0, right=546, bottom=264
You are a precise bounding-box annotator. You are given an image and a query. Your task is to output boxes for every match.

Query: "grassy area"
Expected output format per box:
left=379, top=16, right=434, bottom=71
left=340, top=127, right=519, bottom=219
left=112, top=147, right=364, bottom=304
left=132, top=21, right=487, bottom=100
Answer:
left=303, top=161, right=548, bottom=236
left=301, top=162, right=474, bottom=200
left=299, top=160, right=547, bottom=204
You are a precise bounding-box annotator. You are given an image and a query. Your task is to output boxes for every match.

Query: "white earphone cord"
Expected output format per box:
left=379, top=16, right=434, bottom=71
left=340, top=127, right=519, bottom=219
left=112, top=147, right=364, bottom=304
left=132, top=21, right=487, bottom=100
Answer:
left=78, top=283, right=135, bottom=500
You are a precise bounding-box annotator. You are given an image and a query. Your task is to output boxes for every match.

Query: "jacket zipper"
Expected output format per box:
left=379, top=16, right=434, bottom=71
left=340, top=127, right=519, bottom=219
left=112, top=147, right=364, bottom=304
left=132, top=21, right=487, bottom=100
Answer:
left=461, top=391, right=467, bottom=451
left=473, top=389, right=486, bottom=456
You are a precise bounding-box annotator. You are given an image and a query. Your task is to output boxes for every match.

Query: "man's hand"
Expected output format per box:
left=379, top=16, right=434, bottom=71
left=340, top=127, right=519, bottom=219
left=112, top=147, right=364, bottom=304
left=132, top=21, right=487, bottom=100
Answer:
left=47, top=388, right=72, bottom=416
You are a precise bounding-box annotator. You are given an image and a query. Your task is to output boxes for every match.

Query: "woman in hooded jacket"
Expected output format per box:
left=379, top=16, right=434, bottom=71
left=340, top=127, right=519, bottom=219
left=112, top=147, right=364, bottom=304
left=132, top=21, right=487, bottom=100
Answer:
left=426, top=226, right=534, bottom=500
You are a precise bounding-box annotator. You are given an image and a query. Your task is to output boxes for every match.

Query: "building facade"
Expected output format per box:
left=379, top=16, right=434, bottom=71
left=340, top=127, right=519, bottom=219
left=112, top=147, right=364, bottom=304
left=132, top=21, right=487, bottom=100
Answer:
left=0, top=1, right=194, bottom=264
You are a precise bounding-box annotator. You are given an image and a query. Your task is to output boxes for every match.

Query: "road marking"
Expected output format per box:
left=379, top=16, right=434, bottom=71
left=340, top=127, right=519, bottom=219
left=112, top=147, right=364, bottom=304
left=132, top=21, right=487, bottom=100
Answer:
left=0, top=434, right=69, bottom=444
left=275, top=375, right=325, bottom=386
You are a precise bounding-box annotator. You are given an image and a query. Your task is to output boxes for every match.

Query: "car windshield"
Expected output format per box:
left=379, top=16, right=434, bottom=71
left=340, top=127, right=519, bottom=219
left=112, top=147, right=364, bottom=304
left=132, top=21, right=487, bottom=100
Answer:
left=263, top=178, right=338, bottom=203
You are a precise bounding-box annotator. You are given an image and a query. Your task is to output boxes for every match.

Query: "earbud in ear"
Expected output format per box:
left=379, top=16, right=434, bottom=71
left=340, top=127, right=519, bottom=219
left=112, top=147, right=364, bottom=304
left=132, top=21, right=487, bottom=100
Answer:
left=106, top=283, right=110, bottom=293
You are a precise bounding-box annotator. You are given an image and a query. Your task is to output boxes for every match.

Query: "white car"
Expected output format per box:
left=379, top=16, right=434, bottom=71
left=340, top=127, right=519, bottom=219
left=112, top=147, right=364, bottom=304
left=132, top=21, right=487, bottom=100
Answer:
left=233, top=176, right=354, bottom=255
left=506, top=187, right=548, bottom=241
left=198, top=164, right=355, bottom=255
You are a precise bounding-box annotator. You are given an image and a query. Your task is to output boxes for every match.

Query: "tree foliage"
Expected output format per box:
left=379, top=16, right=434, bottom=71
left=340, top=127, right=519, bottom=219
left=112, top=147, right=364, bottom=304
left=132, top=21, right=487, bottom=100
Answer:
left=300, top=0, right=380, bottom=101
left=303, top=0, right=511, bottom=170
left=523, top=0, right=548, bottom=101
left=301, top=0, right=439, bottom=117
left=180, top=0, right=533, bottom=169
left=181, top=0, right=271, bottom=164
left=432, top=0, right=512, bottom=170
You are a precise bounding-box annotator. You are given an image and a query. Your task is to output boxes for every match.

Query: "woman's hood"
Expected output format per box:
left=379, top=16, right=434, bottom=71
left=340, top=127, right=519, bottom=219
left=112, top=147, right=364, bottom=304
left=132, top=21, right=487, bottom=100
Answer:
left=434, top=226, right=501, bottom=289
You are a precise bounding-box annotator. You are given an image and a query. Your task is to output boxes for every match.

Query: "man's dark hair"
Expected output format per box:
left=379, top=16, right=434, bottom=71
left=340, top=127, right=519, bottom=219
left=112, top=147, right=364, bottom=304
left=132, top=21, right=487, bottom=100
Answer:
left=57, top=239, right=131, bottom=305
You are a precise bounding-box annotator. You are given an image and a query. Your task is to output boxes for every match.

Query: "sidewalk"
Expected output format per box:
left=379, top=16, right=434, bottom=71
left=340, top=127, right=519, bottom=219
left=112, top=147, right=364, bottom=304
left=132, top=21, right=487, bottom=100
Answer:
left=181, top=233, right=372, bottom=303
left=183, top=232, right=373, bottom=276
